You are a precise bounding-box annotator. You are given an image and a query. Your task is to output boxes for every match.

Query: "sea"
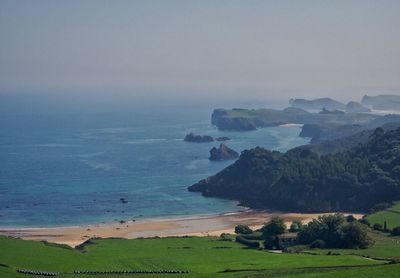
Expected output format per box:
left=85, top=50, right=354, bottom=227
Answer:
left=0, top=96, right=309, bottom=227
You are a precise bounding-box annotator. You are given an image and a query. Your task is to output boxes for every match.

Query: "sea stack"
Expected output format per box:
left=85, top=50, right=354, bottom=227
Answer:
left=209, top=144, right=239, bottom=161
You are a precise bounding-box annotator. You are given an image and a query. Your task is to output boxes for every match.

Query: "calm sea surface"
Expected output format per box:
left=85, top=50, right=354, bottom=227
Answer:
left=0, top=102, right=309, bottom=227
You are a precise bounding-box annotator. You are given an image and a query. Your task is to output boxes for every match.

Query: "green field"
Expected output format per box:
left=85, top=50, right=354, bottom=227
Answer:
left=367, top=202, right=400, bottom=230
left=0, top=235, right=399, bottom=278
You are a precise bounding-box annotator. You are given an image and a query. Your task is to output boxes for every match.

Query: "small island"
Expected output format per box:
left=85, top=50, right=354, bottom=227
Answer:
left=209, top=143, right=239, bottom=161
left=215, top=136, right=230, bottom=141
left=184, top=132, right=214, bottom=143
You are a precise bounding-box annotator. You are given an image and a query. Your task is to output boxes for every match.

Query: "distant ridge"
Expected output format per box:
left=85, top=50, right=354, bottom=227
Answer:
left=289, top=97, right=345, bottom=110
left=362, top=94, right=400, bottom=111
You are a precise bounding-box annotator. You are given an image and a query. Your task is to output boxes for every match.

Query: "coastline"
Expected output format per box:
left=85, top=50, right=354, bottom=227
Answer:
left=0, top=210, right=363, bottom=247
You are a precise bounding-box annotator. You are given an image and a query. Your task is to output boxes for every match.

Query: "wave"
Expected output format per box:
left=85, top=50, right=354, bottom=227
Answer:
left=122, top=138, right=174, bottom=144
left=80, top=160, right=114, bottom=171
left=25, top=143, right=79, bottom=148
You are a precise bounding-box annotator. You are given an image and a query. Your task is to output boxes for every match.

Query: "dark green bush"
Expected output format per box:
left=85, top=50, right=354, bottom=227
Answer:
left=235, top=236, right=260, bottom=248
left=310, top=239, right=326, bottom=249
left=234, top=224, right=253, bottom=234
left=391, top=226, right=400, bottom=236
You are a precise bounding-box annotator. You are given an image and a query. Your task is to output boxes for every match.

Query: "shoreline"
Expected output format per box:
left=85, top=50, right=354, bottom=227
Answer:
left=0, top=210, right=363, bottom=247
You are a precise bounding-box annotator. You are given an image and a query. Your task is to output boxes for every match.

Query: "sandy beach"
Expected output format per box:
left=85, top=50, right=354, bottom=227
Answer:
left=0, top=211, right=363, bottom=247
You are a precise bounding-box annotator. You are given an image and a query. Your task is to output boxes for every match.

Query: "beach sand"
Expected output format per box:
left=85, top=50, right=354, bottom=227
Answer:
left=0, top=211, right=363, bottom=247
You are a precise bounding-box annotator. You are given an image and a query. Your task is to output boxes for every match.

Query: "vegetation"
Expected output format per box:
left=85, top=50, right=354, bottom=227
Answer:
left=367, top=202, right=400, bottom=230
left=189, top=128, right=400, bottom=213
left=0, top=206, right=398, bottom=277
left=297, top=214, right=372, bottom=249
left=261, top=216, right=286, bottom=237
left=234, top=224, right=252, bottom=235
left=301, top=231, right=400, bottom=261
left=1, top=235, right=391, bottom=278
left=289, top=220, right=303, bottom=233
left=391, top=227, right=400, bottom=236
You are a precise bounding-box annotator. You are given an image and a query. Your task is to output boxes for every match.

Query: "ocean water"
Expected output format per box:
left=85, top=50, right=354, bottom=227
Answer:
left=0, top=103, right=309, bottom=227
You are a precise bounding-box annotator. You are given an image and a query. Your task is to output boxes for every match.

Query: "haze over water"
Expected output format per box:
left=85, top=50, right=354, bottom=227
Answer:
left=1, top=1, right=398, bottom=227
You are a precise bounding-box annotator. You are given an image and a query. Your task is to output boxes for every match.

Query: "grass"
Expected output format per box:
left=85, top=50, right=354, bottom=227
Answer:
left=367, top=202, right=400, bottom=230
left=0, top=235, right=391, bottom=278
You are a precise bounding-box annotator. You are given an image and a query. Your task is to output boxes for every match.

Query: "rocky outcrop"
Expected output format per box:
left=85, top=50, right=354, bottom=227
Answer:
left=184, top=133, right=214, bottom=143
left=215, top=136, right=230, bottom=141
left=345, top=101, right=371, bottom=113
left=209, top=144, right=239, bottom=161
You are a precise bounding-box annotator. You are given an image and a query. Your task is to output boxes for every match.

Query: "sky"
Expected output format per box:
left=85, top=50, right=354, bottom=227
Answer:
left=1, top=0, right=400, bottom=103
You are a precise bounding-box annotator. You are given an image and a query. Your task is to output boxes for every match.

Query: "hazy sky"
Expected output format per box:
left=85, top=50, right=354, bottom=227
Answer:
left=1, top=0, right=399, bottom=102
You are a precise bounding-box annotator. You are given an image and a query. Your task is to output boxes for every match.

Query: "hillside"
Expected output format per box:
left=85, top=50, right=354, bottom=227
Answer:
left=189, top=128, right=400, bottom=213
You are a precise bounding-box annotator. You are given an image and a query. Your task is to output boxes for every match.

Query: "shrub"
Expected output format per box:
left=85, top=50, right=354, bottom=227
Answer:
left=391, top=227, right=400, bottom=236
left=310, top=239, right=326, bottom=249
left=358, top=218, right=370, bottom=227
left=235, top=236, right=260, bottom=248
left=373, top=223, right=383, bottom=231
left=234, top=224, right=253, bottom=234
left=219, top=233, right=232, bottom=241
left=263, top=235, right=276, bottom=249
left=241, top=232, right=263, bottom=240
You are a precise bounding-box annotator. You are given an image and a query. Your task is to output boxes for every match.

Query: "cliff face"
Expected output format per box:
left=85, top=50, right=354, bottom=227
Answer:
left=188, top=128, right=400, bottom=213
left=211, top=109, right=256, bottom=131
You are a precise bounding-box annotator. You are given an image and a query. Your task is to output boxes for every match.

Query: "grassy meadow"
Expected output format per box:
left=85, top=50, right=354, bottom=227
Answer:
left=0, top=234, right=399, bottom=278
left=367, top=202, right=400, bottom=230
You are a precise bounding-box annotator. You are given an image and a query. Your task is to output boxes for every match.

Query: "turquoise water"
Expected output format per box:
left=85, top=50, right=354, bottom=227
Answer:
left=0, top=103, right=309, bottom=227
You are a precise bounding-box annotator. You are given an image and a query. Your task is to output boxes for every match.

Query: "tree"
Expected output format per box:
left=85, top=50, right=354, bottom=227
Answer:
left=261, top=217, right=286, bottom=238
left=391, top=226, right=400, bottom=236
left=289, top=220, right=303, bottom=232
left=234, top=224, right=252, bottom=234
left=298, top=213, right=372, bottom=249
left=342, top=222, right=373, bottom=249
left=383, top=221, right=388, bottom=232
